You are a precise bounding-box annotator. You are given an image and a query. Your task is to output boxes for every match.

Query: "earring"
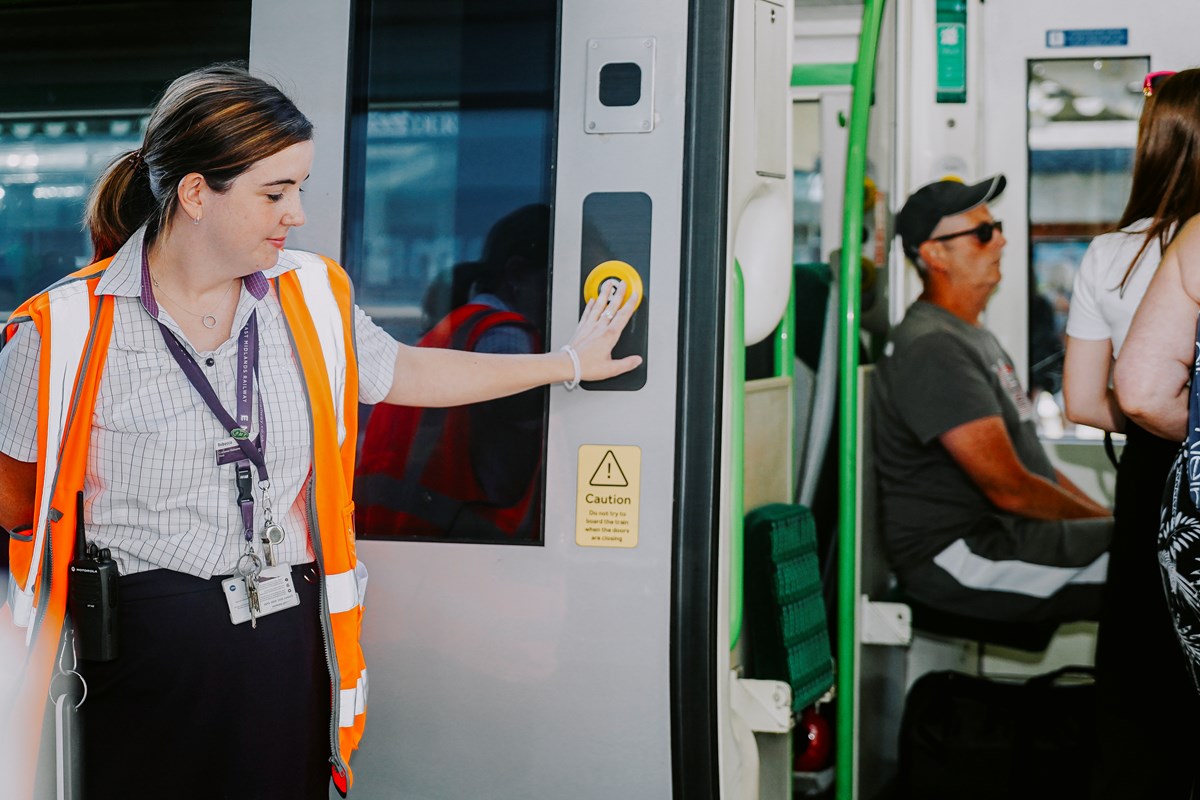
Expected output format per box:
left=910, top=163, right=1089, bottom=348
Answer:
left=193, top=216, right=200, bottom=226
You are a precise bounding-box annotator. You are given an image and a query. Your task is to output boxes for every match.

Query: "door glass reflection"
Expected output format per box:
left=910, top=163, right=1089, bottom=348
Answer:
left=1026, top=56, right=1148, bottom=439
left=348, top=0, right=557, bottom=544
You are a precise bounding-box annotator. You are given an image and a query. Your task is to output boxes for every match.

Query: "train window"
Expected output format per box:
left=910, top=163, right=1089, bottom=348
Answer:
left=347, top=0, right=557, bottom=544
left=1025, top=56, right=1148, bottom=439
left=793, top=100, right=822, bottom=264
left=0, top=1, right=251, bottom=317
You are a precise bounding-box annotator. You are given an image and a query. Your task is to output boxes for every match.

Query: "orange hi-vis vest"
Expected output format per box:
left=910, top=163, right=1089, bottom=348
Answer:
left=2, top=251, right=369, bottom=797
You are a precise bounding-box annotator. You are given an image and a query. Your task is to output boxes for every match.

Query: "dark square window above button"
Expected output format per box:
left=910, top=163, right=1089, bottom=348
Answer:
left=599, top=62, right=641, bottom=107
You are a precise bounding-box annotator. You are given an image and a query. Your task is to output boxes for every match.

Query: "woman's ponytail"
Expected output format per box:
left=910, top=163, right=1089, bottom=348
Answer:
left=84, top=149, right=157, bottom=261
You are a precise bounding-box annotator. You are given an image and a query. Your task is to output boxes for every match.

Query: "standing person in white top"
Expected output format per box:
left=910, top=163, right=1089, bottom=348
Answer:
left=1063, top=67, right=1200, bottom=800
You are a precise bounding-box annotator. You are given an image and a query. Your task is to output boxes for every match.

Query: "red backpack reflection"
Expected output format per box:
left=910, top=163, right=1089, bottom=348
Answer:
left=355, top=303, right=542, bottom=540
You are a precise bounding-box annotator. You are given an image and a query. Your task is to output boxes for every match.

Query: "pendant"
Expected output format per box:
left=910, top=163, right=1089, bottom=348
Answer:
left=202, top=314, right=218, bottom=329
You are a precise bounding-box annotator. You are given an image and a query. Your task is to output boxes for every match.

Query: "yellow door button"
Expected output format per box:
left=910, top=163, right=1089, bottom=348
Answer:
left=584, top=260, right=644, bottom=312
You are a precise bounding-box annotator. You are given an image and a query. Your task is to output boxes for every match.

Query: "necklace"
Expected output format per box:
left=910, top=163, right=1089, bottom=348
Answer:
left=150, top=270, right=237, bottom=329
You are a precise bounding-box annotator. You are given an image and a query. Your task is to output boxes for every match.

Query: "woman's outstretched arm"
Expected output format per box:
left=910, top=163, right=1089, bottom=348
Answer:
left=383, top=280, right=641, bottom=408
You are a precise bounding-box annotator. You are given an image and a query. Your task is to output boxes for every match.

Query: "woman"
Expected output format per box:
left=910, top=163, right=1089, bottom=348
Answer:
left=0, top=64, right=638, bottom=799
left=1099, top=68, right=1200, bottom=800
left=1063, top=68, right=1200, bottom=799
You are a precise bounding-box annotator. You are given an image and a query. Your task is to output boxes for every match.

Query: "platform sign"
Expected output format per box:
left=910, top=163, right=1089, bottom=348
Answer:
left=1046, top=28, right=1128, bottom=48
left=576, top=444, right=642, bottom=547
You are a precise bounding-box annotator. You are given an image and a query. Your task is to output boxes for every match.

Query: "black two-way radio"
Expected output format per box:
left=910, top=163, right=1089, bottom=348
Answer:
left=66, top=490, right=119, bottom=661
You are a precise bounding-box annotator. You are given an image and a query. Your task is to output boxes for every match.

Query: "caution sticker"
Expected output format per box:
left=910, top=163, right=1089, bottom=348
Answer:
left=576, top=444, right=642, bottom=548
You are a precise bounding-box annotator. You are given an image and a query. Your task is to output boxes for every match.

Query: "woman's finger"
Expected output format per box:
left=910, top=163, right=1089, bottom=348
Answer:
left=611, top=354, right=642, bottom=376
left=599, top=280, right=625, bottom=323
left=589, top=287, right=612, bottom=322
left=610, top=289, right=638, bottom=331
left=581, top=297, right=598, bottom=324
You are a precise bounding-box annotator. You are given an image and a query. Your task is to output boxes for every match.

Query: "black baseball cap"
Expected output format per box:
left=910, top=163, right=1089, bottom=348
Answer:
left=896, top=174, right=1006, bottom=262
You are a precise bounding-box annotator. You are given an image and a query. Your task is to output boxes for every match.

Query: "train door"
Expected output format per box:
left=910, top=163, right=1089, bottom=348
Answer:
left=250, top=0, right=796, bottom=797
left=345, top=4, right=691, bottom=798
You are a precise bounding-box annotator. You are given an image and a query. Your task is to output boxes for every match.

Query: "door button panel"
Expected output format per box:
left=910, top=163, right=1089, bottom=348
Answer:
left=579, top=192, right=650, bottom=391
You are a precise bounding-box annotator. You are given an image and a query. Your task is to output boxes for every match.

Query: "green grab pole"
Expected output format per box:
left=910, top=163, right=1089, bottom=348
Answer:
left=836, top=2, right=887, bottom=799
left=775, top=276, right=796, bottom=380
left=731, top=260, right=746, bottom=650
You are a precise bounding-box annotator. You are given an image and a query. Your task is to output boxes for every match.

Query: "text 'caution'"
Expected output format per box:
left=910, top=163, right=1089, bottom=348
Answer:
left=576, top=444, right=641, bottom=548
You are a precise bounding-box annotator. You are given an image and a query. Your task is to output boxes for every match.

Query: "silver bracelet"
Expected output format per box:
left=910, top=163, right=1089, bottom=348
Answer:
left=560, top=344, right=581, bottom=390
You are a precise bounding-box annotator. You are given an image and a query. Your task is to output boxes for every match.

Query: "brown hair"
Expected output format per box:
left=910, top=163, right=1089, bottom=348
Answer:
left=1117, top=68, right=1200, bottom=292
left=84, top=63, right=313, bottom=260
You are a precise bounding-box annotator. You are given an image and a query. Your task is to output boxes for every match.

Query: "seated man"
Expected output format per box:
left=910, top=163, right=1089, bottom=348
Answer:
left=872, top=175, right=1112, bottom=624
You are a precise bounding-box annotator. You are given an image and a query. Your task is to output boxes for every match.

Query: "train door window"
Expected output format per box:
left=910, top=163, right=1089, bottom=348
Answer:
left=0, top=1, right=251, bottom=317
left=1025, top=57, right=1148, bottom=439
left=346, top=1, right=557, bottom=544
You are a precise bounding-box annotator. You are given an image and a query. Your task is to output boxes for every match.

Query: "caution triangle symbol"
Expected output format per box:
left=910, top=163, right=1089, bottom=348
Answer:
left=589, top=450, right=629, bottom=487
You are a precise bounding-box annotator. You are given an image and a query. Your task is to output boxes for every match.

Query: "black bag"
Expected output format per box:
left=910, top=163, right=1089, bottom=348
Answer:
left=897, top=667, right=1097, bottom=800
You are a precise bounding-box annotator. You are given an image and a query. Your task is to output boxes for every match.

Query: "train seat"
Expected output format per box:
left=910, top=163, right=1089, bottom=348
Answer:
left=886, top=587, right=1058, bottom=653
left=744, top=502, right=835, bottom=712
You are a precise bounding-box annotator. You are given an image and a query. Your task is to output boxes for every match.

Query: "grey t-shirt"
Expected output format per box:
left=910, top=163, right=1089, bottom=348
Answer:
left=871, top=301, right=1057, bottom=571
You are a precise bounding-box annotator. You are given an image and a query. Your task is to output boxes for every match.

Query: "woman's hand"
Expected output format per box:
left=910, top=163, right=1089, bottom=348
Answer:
left=566, top=279, right=643, bottom=382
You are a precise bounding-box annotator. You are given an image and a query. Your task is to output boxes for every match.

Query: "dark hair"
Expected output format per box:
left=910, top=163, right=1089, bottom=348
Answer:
left=84, top=63, right=313, bottom=260
left=1117, top=68, right=1200, bottom=291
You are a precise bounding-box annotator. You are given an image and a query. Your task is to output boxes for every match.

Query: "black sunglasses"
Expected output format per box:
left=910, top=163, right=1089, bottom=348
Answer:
left=930, top=220, right=1003, bottom=246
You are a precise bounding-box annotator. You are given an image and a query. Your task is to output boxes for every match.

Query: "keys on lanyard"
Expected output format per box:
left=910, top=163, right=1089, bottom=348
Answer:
left=237, top=550, right=264, bottom=628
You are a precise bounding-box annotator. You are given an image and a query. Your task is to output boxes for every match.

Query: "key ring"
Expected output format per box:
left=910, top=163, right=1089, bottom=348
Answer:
left=48, top=670, right=88, bottom=711
left=50, top=634, right=87, bottom=709
left=237, top=551, right=263, bottom=580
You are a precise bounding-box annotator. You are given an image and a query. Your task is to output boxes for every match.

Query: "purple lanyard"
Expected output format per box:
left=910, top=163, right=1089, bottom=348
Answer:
left=156, top=313, right=268, bottom=544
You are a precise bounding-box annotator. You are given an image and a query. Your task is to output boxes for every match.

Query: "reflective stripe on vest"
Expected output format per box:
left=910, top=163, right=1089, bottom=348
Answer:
left=340, top=667, right=368, bottom=729
left=10, top=276, right=98, bottom=633
left=289, top=251, right=349, bottom=446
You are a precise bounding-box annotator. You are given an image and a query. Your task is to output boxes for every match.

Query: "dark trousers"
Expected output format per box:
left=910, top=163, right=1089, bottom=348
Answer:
left=76, top=564, right=332, bottom=800
left=901, top=513, right=1111, bottom=625
left=1092, top=422, right=1200, bottom=799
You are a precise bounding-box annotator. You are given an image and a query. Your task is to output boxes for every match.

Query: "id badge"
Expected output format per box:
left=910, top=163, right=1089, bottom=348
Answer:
left=222, top=565, right=301, bottom=625
left=215, top=437, right=243, bottom=466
